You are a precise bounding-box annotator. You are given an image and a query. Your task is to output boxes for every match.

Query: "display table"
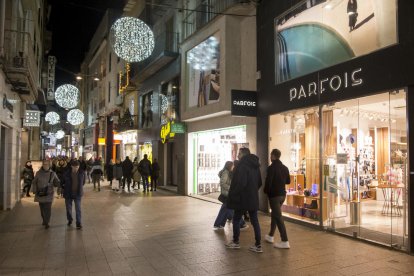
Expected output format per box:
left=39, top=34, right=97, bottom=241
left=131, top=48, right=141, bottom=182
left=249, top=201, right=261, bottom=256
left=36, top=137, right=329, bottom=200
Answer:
left=377, top=185, right=403, bottom=216
left=285, top=194, right=327, bottom=221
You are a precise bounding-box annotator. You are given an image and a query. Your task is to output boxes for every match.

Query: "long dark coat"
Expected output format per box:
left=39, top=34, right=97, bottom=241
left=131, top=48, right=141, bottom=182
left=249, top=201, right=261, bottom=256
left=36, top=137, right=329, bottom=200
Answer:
left=227, top=154, right=262, bottom=211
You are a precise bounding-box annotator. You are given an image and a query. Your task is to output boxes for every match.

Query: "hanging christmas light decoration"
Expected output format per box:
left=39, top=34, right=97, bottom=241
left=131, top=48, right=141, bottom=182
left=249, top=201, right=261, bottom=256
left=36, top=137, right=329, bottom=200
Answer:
left=67, top=109, right=84, bottom=126
left=160, top=94, right=168, bottom=113
left=110, top=17, right=155, bottom=63
left=55, top=84, right=80, bottom=109
left=55, top=130, right=65, bottom=139
left=187, top=36, right=219, bottom=70
left=45, top=111, right=60, bottom=125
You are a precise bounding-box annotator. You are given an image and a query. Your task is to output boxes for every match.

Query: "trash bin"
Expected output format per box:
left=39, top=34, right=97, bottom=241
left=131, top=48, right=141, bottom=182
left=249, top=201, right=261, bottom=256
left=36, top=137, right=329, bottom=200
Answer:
left=350, top=201, right=361, bottom=225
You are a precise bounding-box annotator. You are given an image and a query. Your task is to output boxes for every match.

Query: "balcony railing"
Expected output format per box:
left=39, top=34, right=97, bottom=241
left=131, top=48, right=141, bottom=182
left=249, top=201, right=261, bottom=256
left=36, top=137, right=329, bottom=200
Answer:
left=135, top=31, right=179, bottom=75
left=3, top=29, right=39, bottom=97
left=182, top=0, right=240, bottom=40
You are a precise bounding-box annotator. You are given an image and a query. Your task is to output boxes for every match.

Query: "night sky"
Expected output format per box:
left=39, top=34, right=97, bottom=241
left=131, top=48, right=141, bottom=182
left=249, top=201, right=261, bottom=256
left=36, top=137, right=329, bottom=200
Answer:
left=47, top=0, right=125, bottom=86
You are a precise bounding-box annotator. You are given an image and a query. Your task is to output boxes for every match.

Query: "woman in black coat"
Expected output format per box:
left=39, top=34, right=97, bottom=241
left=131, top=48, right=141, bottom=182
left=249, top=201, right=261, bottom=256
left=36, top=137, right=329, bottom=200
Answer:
left=106, top=160, right=114, bottom=186
left=22, top=160, right=34, bottom=197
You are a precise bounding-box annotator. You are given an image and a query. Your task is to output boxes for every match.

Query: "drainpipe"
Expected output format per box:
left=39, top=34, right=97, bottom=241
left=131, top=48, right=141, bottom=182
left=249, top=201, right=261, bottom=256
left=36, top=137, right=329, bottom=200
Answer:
left=0, top=0, right=5, bottom=58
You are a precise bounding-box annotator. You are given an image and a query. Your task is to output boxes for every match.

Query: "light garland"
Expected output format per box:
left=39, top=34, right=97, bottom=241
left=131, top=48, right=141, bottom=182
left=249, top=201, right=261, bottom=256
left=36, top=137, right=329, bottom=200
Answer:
left=187, top=36, right=219, bottom=70
left=45, top=111, right=60, bottom=125
left=55, top=84, right=80, bottom=109
left=55, top=130, right=65, bottom=139
left=110, top=17, right=155, bottom=63
left=160, top=94, right=168, bottom=113
left=67, top=109, right=84, bottom=126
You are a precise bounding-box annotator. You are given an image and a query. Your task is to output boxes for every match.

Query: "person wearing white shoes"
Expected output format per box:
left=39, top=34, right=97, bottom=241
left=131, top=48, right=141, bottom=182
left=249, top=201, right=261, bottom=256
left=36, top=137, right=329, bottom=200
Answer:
left=264, top=149, right=291, bottom=249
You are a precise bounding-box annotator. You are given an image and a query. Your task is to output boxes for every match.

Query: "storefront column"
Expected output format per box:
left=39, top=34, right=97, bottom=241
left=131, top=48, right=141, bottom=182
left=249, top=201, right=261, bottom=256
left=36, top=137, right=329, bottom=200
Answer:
left=257, top=114, right=269, bottom=212
left=407, top=86, right=414, bottom=254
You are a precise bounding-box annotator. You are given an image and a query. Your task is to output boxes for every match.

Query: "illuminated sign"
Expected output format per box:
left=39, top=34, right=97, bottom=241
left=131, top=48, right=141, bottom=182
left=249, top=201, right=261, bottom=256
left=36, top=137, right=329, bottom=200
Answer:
left=118, top=63, right=130, bottom=94
left=23, top=110, right=40, bottom=127
left=98, top=138, right=106, bottom=145
left=160, top=121, right=176, bottom=143
left=47, top=56, right=56, bottom=101
left=231, top=90, right=257, bottom=117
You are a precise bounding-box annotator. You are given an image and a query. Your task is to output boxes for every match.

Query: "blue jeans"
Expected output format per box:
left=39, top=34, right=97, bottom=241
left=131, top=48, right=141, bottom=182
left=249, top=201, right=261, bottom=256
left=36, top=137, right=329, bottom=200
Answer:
left=65, top=197, right=82, bottom=225
left=214, top=203, right=246, bottom=227
left=233, top=210, right=261, bottom=246
left=142, top=176, right=149, bottom=190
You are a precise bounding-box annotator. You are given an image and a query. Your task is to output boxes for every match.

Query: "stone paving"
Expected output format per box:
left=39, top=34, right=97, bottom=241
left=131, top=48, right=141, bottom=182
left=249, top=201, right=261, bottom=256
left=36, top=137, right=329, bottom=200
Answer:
left=0, top=181, right=413, bottom=275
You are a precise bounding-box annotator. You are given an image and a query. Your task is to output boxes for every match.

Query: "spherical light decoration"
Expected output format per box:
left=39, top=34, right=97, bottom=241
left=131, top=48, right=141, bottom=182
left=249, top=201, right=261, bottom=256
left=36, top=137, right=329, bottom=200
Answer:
left=160, top=94, right=168, bottom=113
left=110, top=17, right=155, bottom=62
left=55, top=130, right=65, bottom=139
left=187, top=36, right=219, bottom=70
left=45, top=111, right=60, bottom=125
left=55, top=84, right=80, bottom=109
left=67, top=109, right=84, bottom=126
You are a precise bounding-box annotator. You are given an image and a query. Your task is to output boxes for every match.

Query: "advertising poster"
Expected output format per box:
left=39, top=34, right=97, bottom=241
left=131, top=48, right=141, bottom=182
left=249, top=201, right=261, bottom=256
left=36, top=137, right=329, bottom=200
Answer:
left=140, top=92, right=153, bottom=128
left=186, top=33, right=220, bottom=108
left=275, top=0, right=397, bottom=83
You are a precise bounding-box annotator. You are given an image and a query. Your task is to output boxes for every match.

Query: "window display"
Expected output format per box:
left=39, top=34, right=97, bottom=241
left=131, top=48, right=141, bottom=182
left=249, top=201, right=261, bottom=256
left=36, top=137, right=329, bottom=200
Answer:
left=189, top=126, right=246, bottom=196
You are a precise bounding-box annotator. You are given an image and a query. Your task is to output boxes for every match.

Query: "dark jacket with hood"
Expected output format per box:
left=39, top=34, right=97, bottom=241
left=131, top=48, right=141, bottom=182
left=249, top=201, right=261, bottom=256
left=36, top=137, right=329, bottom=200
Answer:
left=227, top=154, right=262, bottom=211
left=62, top=169, right=86, bottom=199
left=264, top=159, right=290, bottom=198
left=121, top=157, right=133, bottom=178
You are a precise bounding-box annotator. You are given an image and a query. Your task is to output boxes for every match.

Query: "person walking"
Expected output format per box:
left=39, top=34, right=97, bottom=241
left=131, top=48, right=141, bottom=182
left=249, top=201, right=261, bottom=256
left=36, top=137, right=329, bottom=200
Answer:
left=86, top=158, right=93, bottom=183
left=264, top=149, right=291, bottom=249
left=213, top=161, right=247, bottom=230
left=132, top=157, right=141, bottom=190
left=138, top=154, right=152, bottom=192
left=226, top=148, right=263, bottom=253
left=62, top=160, right=85, bottom=229
left=91, top=160, right=104, bottom=191
left=121, top=156, right=133, bottom=192
left=151, top=158, right=160, bottom=191
left=31, top=159, right=60, bottom=229
left=112, top=159, right=123, bottom=192
left=55, top=159, right=69, bottom=198
left=106, top=159, right=114, bottom=187
left=22, top=160, right=34, bottom=197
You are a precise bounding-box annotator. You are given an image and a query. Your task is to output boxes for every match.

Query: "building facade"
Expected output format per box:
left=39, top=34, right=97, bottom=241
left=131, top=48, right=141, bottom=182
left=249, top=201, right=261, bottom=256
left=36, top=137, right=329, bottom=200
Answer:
left=0, top=0, right=48, bottom=209
left=257, top=0, right=414, bottom=252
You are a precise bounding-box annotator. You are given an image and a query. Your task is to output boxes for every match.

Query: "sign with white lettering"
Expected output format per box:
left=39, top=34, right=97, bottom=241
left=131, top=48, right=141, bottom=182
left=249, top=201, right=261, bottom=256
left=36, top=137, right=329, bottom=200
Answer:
left=231, top=90, right=257, bottom=117
left=289, top=68, right=363, bottom=102
left=23, top=110, right=41, bottom=127
left=47, top=56, right=56, bottom=101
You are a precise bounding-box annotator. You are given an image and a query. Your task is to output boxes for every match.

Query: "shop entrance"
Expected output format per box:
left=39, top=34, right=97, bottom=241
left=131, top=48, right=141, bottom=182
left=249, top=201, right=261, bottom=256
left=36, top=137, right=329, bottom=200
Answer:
left=324, top=90, right=408, bottom=250
left=0, top=126, right=8, bottom=210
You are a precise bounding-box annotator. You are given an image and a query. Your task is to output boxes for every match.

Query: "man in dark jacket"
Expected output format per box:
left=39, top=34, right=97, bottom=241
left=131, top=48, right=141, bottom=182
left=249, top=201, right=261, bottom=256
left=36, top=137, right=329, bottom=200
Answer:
left=138, top=154, right=152, bottom=192
left=62, top=160, right=85, bottom=229
left=226, top=148, right=262, bottom=253
left=264, top=149, right=291, bottom=249
left=121, top=156, right=133, bottom=192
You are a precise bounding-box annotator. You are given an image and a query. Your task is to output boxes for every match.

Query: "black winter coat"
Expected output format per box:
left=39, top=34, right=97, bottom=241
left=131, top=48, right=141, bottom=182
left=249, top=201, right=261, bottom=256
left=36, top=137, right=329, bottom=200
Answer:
left=106, top=163, right=114, bottom=181
left=122, top=158, right=133, bottom=178
left=227, top=154, right=262, bottom=211
left=138, top=158, right=152, bottom=177
left=264, top=159, right=290, bottom=198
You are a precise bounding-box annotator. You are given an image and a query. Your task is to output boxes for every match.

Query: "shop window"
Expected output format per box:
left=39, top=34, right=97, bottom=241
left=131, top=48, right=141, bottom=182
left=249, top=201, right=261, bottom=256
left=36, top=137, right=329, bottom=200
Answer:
left=269, top=109, right=322, bottom=225
left=160, top=77, right=179, bottom=125
left=140, top=92, right=153, bottom=129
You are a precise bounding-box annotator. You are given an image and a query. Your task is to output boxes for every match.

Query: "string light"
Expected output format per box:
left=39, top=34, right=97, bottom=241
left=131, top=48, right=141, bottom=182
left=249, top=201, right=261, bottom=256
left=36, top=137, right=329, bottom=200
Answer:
left=110, top=17, right=155, bottom=62
left=55, top=130, right=65, bottom=139
left=45, top=111, right=60, bottom=125
left=55, top=84, right=80, bottom=109
left=187, top=36, right=219, bottom=70
left=67, top=109, right=84, bottom=126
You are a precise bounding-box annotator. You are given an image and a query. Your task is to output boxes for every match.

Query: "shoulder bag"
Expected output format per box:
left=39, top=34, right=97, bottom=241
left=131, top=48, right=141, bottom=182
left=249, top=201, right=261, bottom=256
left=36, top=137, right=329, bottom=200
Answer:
left=37, top=172, right=52, bottom=197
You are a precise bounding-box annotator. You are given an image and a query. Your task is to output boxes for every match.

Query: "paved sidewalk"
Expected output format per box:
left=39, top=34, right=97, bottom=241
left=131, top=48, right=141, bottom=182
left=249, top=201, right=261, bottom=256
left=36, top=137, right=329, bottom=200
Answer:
left=0, top=181, right=413, bottom=275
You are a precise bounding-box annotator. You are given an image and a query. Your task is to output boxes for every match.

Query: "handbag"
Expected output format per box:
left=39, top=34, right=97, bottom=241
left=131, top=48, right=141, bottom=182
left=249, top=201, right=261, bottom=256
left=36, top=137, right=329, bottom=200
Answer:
left=218, top=193, right=227, bottom=203
left=37, top=172, right=52, bottom=197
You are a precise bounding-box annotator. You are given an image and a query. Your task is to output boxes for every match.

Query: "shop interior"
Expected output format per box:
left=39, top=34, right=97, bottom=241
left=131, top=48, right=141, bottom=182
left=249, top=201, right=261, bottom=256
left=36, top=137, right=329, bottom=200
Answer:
left=269, top=90, right=408, bottom=249
left=188, top=125, right=247, bottom=200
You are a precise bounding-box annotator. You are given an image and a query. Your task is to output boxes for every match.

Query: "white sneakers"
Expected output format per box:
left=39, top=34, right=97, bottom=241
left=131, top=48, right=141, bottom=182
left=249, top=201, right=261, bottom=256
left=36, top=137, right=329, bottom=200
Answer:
left=274, top=241, right=290, bottom=249
left=265, top=234, right=274, bottom=243
left=264, top=235, right=290, bottom=249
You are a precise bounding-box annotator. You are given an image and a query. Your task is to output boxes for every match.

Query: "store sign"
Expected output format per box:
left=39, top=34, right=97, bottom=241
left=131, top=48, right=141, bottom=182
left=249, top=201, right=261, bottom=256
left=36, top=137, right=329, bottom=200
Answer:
left=171, top=123, right=186, bottom=134
left=98, top=138, right=106, bottom=145
left=160, top=121, right=176, bottom=144
left=289, top=68, right=363, bottom=102
left=231, top=90, right=257, bottom=117
left=23, top=110, right=40, bottom=127
left=47, top=56, right=56, bottom=101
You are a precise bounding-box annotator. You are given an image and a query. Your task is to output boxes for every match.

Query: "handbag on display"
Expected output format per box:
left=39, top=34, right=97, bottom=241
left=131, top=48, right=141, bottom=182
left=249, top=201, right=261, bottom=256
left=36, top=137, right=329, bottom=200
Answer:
left=218, top=193, right=227, bottom=203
